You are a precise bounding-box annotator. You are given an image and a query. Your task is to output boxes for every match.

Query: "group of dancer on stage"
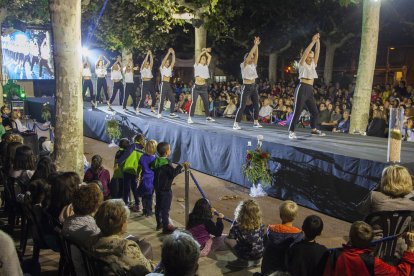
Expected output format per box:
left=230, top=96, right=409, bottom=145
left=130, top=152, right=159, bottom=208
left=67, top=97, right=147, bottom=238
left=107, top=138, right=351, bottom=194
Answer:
left=82, top=33, right=326, bottom=139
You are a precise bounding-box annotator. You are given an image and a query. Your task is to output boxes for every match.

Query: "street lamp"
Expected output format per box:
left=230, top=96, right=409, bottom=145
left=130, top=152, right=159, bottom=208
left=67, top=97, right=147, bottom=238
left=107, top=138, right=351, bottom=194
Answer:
left=386, top=46, right=395, bottom=85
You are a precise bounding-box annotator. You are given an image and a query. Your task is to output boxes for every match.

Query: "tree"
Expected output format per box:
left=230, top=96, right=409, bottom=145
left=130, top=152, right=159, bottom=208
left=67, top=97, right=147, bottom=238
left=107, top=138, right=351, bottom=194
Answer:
left=49, top=0, right=84, bottom=175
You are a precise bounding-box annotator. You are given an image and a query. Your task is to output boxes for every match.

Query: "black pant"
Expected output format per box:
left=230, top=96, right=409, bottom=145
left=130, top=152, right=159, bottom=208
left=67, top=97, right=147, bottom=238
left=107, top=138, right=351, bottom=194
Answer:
left=96, top=77, right=109, bottom=102
left=31, top=56, right=39, bottom=71
left=235, top=84, right=259, bottom=122
left=138, top=80, right=156, bottom=108
left=190, top=84, right=210, bottom=117
left=123, top=82, right=137, bottom=109
left=288, top=83, right=318, bottom=132
left=158, top=81, right=176, bottom=113
left=123, top=173, right=140, bottom=207
left=110, top=81, right=124, bottom=105
left=39, top=58, right=52, bottom=78
left=82, top=79, right=94, bottom=101
left=155, top=190, right=172, bottom=229
left=142, top=194, right=153, bottom=216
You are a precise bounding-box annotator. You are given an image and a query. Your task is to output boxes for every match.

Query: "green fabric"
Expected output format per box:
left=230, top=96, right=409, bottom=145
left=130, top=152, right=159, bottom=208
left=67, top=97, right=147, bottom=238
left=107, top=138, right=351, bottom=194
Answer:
left=0, top=125, right=5, bottom=139
left=123, top=150, right=143, bottom=175
left=151, top=157, right=169, bottom=169
left=113, top=164, right=124, bottom=179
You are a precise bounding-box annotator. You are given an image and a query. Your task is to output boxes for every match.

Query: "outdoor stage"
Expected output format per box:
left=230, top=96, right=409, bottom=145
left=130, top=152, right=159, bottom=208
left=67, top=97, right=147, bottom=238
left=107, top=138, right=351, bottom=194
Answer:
left=27, top=97, right=414, bottom=222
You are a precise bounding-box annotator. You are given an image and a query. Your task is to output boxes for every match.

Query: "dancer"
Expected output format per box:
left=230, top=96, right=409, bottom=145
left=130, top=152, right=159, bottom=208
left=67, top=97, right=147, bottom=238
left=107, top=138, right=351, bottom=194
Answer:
left=39, top=36, right=53, bottom=79
left=188, top=48, right=215, bottom=124
left=82, top=58, right=95, bottom=106
left=108, top=56, right=124, bottom=110
left=233, top=37, right=262, bottom=130
left=137, top=50, right=156, bottom=113
left=288, top=33, right=325, bottom=139
left=157, top=48, right=177, bottom=118
left=123, top=59, right=138, bottom=111
left=95, top=55, right=110, bottom=103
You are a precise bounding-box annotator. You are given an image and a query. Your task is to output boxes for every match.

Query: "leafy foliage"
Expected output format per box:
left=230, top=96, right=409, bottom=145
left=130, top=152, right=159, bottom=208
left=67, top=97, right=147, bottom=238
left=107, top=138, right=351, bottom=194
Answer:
left=242, top=146, right=271, bottom=186
left=106, top=119, right=121, bottom=141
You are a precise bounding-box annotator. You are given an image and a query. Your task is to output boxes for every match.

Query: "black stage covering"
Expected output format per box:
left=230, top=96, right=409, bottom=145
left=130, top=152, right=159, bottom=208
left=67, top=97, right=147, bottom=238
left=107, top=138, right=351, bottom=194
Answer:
left=27, top=98, right=414, bottom=221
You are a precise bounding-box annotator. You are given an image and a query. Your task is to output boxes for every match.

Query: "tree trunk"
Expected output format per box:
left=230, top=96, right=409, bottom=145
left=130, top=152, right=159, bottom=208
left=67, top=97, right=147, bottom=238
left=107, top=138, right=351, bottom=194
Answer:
left=194, top=24, right=207, bottom=61
left=350, top=0, right=381, bottom=134
left=323, top=43, right=336, bottom=86
left=121, top=48, right=132, bottom=67
left=268, top=52, right=278, bottom=84
left=49, top=0, right=84, bottom=176
left=0, top=22, right=4, bottom=107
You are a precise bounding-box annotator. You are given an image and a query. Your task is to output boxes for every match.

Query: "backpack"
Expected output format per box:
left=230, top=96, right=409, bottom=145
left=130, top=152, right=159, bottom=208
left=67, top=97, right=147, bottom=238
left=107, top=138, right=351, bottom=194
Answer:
left=329, top=248, right=375, bottom=276
left=122, top=150, right=143, bottom=176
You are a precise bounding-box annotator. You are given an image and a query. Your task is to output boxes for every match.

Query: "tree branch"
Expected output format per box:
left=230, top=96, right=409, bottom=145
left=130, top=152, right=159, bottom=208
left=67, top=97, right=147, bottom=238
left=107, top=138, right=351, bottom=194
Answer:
left=333, top=32, right=355, bottom=48
left=214, top=34, right=249, bottom=49
left=176, top=0, right=209, bottom=14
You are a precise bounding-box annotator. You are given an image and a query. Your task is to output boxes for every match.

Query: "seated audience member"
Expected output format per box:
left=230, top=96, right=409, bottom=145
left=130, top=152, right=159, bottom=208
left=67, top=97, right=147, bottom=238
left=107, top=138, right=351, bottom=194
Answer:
left=0, top=117, right=5, bottom=138
left=146, top=231, right=200, bottom=276
left=330, top=106, right=342, bottom=123
left=10, top=110, right=28, bottom=132
left=186, top=198, right=225, bottom=257
left=31, top=156, right=56, bottom=181
left=10, top=145, right=36, bottom=191
left=404, top=115, right=414, bottom=142
left=286, top=215, right=327, bottom=276
left=277, top=106, right=293, bottom=127
left=183, top=94, right=192, bottom=114
left=225, top=199, right=265, bottom=268
left=0, top=229, right=23, bottom=276
left=175, top=94, right=185, bottom=113
left=48, top=172, right=81, bottom=223
left=91, top=199, right=154, bottom=275
left=332, top=110, right=350, bottom=133
left=323, top=221, right=414, bottom=276
left=259, top=99, right=273, bottom=123
left=62, top=183, right=103, bottom=276
left=223, top=98, right=237, bottom=118
left=366, top=109, right=387, bottom=137
left=1, top=105, right=13, bottom=131
left=318, top=103, right=335, bottom=131
left=360, top=165, right=414, bottom=216
left=38, top=136, right=53, bottom=157
left=261, top=200, right=304, bottom=275
left=84, top=154, right=111, bottom=198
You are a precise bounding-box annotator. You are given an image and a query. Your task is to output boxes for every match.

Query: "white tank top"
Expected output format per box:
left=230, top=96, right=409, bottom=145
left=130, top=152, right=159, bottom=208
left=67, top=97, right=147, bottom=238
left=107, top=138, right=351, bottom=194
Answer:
left=299, top=62, right=318, bottom=79
left=194, top=64, right=210, bottom=79
left=124, top=71, right=134, bottom=83
left=141, top=68, right=153, bottom=79
left=111, top=70, right=123, bottom=80
left=82, top=68, right=92, bottom=77
left=160, top=66, right=172, bottom=78
left=96, top=67, right=107, bottom=78
left=240, top=63, right=258, bottom=80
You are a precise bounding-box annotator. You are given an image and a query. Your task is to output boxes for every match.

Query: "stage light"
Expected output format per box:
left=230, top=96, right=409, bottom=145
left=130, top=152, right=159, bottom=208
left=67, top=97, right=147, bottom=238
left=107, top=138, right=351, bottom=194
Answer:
left=82, top=47, right=89, bottom=56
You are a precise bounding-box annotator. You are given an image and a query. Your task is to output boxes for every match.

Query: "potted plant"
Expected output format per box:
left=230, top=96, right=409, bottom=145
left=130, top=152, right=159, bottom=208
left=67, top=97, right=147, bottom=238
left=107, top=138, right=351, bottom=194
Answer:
left=242, top=135, right=271, bottom=197
left=105, top=119, right=121, bottom=147
left=41, top=102, right=52, bottom=123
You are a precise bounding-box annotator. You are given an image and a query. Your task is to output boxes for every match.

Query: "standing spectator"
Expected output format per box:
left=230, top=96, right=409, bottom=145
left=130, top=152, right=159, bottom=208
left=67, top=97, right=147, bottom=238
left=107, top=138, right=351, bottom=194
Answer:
left=225, top=199, right=265, bottom=268
left=138, top=140, right=157, bottom=216
left=110, top=138, right=129, bottom=199
left=84, top=155, right=111, bottom=199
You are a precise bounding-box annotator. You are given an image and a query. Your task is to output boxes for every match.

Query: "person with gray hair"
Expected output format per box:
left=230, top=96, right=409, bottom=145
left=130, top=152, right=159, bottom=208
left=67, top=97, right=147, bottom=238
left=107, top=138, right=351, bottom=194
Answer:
left=147, top=231, right=200, bottom=276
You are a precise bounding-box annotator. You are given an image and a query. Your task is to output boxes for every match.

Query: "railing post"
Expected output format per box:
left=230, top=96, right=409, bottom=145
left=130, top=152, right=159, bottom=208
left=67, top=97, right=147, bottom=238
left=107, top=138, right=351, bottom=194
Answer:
left=184, top=166, right=190, bottom=227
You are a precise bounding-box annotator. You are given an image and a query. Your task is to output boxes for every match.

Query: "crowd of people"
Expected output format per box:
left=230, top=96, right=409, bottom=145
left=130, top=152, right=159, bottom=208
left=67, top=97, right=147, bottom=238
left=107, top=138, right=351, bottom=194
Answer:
left=1, top=124, right=414, bottom=275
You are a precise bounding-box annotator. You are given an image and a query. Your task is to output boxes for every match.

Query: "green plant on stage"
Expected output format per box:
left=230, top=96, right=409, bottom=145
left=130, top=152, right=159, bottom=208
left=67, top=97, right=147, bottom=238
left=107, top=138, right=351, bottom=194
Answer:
left=41, top=103, right=51, bottom=122
left=105, top=119, right=121, bottom=141
left=242, top=146, right=271, bottom=186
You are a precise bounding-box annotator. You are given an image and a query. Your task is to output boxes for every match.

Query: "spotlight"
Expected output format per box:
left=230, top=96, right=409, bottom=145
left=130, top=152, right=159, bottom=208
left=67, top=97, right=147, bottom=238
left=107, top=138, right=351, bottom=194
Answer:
left=82, top=47, right=89, bottom=56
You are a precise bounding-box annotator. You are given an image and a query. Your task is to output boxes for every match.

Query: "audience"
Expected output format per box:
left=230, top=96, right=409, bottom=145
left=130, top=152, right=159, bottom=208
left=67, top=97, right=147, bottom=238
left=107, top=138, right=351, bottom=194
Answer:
left=0, top=230, right=23, bottom=276
left=138, top=140, right=157, bottom=216
left=84, top=154, right=110, bottom=198
left=91, top=199, right=155, bottom=275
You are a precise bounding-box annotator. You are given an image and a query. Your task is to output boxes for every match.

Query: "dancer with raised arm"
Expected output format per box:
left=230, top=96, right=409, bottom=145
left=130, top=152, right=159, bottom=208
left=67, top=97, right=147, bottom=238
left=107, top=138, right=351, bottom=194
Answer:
left=157, top=48, right=177, bottom=118
left=82, top=58, right=95, bottom=107
left=108, top=56, right=124, bottom=110
left=123, top=59, right=139, bottom=112
left=188, top=48, right=215, bottom=124
left=233, top=37, right=262, bottom=130
left=95, top=55, right=110, bottom=104
left=137, top=50, right=156, bottom=113
left=288, top=33, right=325, bottom=139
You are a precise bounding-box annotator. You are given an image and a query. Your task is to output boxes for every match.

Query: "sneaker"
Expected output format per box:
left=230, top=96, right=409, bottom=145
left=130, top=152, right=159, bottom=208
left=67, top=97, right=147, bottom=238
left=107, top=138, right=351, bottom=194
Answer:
left=233, top=123, right=241, bottom=130
left=289, top=131, right=297, bottom=139
left=162, top=224, right=177, bottom=234
left=187, top=117, right=194, bottom=124
left=253, top=123, right=263, bottom=128
left=151, top=109, right=156, bottom=113
left=311, top=129, right=326, bottom=136
left=169, top=113, right=178, bottom=118
left=156, top=114, right=162, bottom=119
left=130, top=205, right=141, bottom=212
left=206, top=117, right=215, bottom=122
left=136, top=108, right=140, bottom=113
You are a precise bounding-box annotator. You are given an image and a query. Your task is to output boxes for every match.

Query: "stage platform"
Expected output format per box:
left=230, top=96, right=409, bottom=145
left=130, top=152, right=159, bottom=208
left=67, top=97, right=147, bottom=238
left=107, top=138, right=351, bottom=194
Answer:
left=27, top=98, right=414, bottom=222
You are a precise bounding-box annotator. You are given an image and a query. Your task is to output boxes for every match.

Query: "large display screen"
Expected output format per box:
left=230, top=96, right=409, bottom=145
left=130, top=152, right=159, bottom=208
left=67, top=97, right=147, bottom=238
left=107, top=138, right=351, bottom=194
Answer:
left=2, top=29, right=54, bottom=80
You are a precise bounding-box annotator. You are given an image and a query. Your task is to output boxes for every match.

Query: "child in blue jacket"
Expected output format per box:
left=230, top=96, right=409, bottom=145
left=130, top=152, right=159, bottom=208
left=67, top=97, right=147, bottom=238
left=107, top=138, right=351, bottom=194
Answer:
left=137, top=139, right=157, bottom=216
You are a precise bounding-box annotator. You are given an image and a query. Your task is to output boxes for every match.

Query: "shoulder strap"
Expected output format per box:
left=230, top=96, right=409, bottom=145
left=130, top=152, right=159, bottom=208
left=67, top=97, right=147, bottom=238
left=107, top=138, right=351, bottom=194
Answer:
left=359, top=253, right=375, bottom=276
left=329, top=248, right=343, bottom=272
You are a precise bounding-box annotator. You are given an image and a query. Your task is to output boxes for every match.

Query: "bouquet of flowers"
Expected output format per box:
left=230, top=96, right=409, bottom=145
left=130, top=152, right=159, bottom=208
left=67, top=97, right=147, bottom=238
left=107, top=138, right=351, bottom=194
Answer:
left=243, top=135, right=271, bottom=197
left=105, top=118, right=121, bottom=147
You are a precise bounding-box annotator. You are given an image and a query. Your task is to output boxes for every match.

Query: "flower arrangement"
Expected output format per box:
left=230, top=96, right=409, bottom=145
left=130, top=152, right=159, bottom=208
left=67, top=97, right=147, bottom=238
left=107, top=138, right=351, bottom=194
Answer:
left=105, top=119, right=121, bottom=147
left=242, top=135, right=271, bottom=186
left=41, top=102, right=51, bottom=122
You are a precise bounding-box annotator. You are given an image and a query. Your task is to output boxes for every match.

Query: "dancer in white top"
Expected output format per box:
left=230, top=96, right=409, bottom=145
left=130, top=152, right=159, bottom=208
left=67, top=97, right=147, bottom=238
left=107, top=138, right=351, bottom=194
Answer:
left=288, top=33, right=325, bottom=139
left=137, top=50, right=156, bottom=113
left=233, top=37, right=262, bottom=130
left=82, top=58, right=95, bottom=106
left=123, top=59, right=139, bottom=111
left=188, top=48, right=215, bottom=124
left=157, top=48, right=177, bottom=118
left=95, top=55, right=110, bottom=103
left=108, top=56, right=124, bottom=110
left=39, top=36, right=53, bottom=79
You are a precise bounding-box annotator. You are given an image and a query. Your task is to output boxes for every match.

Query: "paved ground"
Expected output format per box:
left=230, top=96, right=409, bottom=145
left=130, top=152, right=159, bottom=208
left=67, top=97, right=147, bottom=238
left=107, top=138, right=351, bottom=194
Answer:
left=2, top=137, right=351, bottom=276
